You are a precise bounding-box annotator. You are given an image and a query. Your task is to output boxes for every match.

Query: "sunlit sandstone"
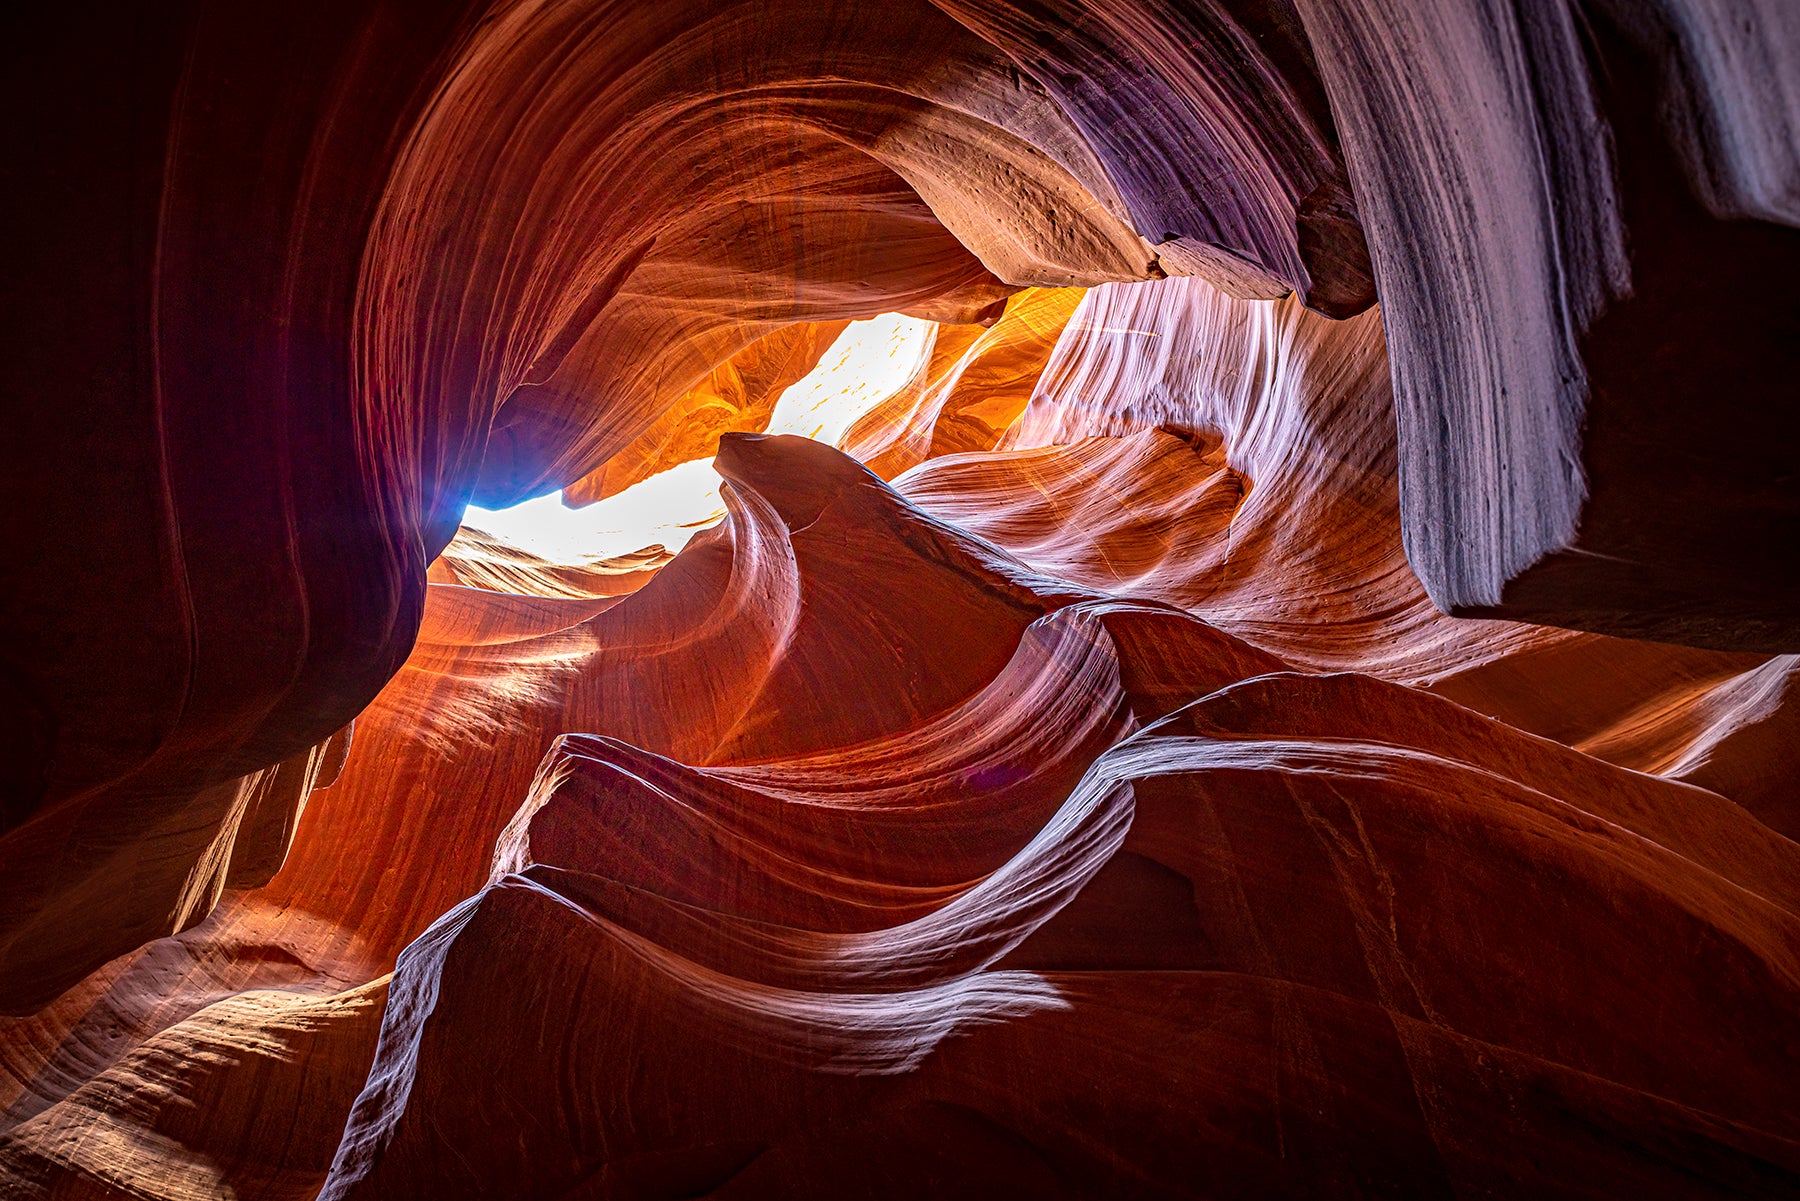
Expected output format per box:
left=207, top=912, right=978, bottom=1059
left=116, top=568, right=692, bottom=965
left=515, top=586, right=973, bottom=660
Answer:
left=1, top=3, right=1796, bottom=1198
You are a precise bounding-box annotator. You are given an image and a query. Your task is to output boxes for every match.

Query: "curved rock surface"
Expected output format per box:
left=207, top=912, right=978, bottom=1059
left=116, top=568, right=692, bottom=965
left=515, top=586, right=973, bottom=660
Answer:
left=7, top=274, right=1798, bottom=1197
left=2, top=2, right=1797, bottom=1197
left=0, top=0, right=1382, bottom=1002
left=1296, top=0, right=1800, bottom=646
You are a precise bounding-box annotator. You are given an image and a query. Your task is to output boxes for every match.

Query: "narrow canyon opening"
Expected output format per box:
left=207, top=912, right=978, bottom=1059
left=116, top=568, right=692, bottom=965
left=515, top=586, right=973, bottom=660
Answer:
left=2, top=4, right=1797, bottom=1199
left=460, top=312, right=938, bottom=566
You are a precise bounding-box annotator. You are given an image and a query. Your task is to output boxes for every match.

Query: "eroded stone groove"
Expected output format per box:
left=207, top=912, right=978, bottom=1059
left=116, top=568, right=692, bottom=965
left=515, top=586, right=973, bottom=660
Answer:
left=0, top=3, right=1796, bottom=1197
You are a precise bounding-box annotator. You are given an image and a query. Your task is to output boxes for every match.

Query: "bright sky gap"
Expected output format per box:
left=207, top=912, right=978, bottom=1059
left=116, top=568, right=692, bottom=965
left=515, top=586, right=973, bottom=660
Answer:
left=462, top=312, right=933, bottom=562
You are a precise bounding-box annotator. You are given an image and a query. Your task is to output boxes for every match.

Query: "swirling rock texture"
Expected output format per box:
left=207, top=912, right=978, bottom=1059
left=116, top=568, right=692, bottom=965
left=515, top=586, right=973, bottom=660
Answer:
left=1297, top=0, right=1800, bottom=648
left=1, top=2, right=1797, bottom=1199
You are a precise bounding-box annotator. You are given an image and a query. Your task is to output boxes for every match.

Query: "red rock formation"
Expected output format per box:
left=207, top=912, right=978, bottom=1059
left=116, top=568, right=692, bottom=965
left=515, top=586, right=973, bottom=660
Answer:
left=9, top=0, right=1359, bottom=1002
left=8, top=271, right=1797, bottom=1197
left=1296, top=0, right=1800, bottom=647
left=323, top=672, right=1800, bottom=1200
left=845, top=287, right=1087, bottom=475
left=1, top=2, right=1796, bottom=1198
left=560, top=322, right=853, bottom=506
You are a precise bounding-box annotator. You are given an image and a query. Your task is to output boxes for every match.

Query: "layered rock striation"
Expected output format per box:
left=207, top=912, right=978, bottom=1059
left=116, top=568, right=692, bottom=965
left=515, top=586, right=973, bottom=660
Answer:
left=1, top=2, right=1797, bottom=1197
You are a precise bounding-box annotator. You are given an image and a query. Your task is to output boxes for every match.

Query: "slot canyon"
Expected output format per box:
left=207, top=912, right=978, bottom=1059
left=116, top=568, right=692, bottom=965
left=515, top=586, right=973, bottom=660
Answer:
left=2, top=1, right=1799, bottom=1197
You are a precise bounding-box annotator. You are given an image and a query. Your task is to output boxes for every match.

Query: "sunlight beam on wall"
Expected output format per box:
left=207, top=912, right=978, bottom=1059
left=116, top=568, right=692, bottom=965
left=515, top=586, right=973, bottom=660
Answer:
left=462, top=313, right=933, bottom=562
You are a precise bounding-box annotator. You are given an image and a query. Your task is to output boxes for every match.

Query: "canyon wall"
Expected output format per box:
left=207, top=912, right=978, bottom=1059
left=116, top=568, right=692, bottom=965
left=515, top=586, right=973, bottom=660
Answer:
left=0, top=1, right=1796, bottom=1197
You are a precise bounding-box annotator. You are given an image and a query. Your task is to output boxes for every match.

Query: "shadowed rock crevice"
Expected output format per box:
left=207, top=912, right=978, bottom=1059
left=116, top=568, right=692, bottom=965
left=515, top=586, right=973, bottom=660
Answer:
left=0, top=3, right=1796, bottom=1197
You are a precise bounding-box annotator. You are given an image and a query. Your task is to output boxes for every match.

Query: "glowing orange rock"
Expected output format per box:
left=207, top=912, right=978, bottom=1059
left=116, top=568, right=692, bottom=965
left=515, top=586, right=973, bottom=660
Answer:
left=3, top=2, right=1798, bottom=1197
